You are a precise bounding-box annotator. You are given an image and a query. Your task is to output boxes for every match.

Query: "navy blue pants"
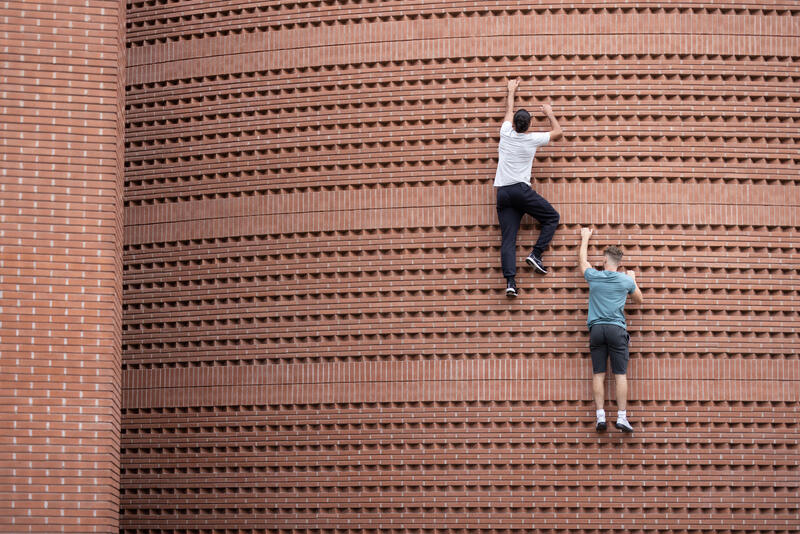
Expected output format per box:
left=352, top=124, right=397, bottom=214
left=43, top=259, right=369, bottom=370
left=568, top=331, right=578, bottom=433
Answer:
left=496, top=182, right=560, bottom=279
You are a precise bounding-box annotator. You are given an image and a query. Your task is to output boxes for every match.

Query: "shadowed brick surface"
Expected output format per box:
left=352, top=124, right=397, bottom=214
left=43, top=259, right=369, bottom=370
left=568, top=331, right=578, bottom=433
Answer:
left=121, top=2, right=799, bottom=532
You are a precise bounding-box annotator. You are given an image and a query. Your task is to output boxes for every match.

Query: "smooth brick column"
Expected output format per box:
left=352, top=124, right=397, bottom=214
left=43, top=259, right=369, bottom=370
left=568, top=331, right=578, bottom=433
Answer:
left=0, top=1, right=125, bottom=531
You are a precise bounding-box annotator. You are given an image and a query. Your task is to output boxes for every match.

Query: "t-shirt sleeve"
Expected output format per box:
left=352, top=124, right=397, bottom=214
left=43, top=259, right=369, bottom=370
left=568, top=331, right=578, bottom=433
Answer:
left=626, top=275, right=637, bottom=293
left=500, top=121, right=513, bottom=135
left=527, top=131, right=550, bottom=147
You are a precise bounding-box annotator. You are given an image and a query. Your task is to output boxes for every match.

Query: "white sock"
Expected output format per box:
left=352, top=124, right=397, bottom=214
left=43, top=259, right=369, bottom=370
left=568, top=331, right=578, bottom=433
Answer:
left=596, top=409, right=605, bottom=421
left=617, top=410, right=627, bottom=420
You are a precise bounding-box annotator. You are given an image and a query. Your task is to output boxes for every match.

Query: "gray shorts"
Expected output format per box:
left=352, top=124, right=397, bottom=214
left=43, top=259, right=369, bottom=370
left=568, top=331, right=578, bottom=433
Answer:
left=590, top=324, right=630, bottom=375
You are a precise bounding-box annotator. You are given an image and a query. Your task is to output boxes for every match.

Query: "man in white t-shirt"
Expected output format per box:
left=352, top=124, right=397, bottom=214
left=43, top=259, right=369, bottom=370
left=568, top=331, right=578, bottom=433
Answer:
left=494, top=78, right=563, bottom=297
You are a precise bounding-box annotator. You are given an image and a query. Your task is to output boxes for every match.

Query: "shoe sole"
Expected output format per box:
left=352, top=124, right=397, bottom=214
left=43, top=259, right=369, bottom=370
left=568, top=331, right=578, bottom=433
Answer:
left=615, top=422, right=634, bottom=433
left=525, top=257, right=548, bottom=274
left=595, top=423, right=607, bottom=432
left=506, top=290, right=517, bottom=298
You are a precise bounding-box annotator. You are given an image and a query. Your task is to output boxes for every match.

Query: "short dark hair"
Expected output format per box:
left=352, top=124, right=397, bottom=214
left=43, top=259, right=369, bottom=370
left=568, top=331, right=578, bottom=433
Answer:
left=513, top=109, right=531, bottom=133
left=604, top=246, right=623, bottom=264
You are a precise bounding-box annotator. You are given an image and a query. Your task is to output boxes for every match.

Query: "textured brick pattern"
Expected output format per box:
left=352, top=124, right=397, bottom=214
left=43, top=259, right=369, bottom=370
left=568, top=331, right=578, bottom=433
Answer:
left=121, top=2, right=800, bottom=532
left=1, top=0, right=126, bottom=532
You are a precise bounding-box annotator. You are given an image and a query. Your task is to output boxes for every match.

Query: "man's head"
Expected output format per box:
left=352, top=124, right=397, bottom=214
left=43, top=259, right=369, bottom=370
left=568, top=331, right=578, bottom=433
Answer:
left=603, top=245, right=623, bottom=270
left=513, top=109, right=531, bottom=133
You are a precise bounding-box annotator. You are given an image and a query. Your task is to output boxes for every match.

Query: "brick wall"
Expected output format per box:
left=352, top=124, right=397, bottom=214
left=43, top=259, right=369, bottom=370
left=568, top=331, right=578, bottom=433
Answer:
left=0, top=0, right=126, bottom=532
left=121, top=2, right=800, bottom=532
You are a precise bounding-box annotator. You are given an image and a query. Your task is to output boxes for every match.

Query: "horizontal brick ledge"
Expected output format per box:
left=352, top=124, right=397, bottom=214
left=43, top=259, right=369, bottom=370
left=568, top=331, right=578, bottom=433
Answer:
left=122, top=378, right=799, bottom=408
left=125, top=204, right=800, bottom=245
left=127, top=13, right=800, bottom=68
left=128, top=29, right=800, bottom=84
left=122, top=358, right=800, bottom=407
left=123, top=182, right=799, bottom=225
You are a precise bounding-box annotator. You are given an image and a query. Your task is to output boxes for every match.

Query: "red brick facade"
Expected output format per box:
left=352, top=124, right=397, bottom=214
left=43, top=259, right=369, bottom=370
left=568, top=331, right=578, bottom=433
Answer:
left=120, top=3, right=800, bottom=532
left=4, top=1, right=800, bottom=532
left=1, top=0, right=126, bottom=531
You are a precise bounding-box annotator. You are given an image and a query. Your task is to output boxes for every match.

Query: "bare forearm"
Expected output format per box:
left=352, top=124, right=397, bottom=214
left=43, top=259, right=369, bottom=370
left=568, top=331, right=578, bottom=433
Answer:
left=578, top=235, right=592, bottom=273
left=579, top=237, right=589, bottom=264
left=503, top=79, right=520, bottom=123
left=544, top=109, right=563, bottom=140
left=503, top=89, right=516, bottom=123
left=633, top=285, right=643, bottom=301
left=578, top=228, right=593, bottom=272
left=631, top=278, right=643, bottom=303
left=626, top=270, right=644, bottom=304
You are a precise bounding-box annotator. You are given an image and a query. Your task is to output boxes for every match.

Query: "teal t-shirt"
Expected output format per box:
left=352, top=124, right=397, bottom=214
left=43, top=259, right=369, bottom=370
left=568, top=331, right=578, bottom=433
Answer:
left=584, top=268, right=636, bottom=330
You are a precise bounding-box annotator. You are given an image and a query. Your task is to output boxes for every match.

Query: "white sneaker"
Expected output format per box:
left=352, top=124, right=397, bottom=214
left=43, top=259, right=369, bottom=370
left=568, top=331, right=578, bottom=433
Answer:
left=615, top=417, right=634, bottom=433
left=595, top=418, right=607, bottom=432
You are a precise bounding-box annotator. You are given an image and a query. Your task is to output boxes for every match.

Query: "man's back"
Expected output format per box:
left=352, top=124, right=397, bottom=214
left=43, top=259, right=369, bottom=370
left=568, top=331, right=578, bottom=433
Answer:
left=494, top=121, right=549, bottom=187
left=585, top=268, right=636, bottom=329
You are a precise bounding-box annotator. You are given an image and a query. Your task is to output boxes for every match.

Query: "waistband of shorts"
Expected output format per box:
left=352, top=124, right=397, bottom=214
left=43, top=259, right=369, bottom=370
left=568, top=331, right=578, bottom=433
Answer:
left=589, top=323, right=627, bottom=332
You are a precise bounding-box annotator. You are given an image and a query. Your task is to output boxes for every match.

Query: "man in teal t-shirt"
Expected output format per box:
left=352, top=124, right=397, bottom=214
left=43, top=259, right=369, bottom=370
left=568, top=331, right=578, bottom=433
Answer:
left=578, top=227, right=643, bottom=433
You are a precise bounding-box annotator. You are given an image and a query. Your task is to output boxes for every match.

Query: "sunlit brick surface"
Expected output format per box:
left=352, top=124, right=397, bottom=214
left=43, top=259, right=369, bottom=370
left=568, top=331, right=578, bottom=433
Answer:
left=1, top=1, right=126, bottom=531
left=121, top=2, right=800, bottom=532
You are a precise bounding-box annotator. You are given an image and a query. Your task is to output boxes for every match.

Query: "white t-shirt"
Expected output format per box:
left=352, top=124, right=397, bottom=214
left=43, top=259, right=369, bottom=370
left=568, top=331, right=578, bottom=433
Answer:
left=493, top=121, right=550, bottom=187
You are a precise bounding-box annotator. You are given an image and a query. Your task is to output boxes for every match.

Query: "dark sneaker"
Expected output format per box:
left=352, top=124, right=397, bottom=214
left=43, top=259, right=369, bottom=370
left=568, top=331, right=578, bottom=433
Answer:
left=505, top=278, right=518, bottom=298
left=525, top=253, right=548, bottom=274
left=615, top=418, right=634, bottom=433
left=595, top=420, right=607, bottom=432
